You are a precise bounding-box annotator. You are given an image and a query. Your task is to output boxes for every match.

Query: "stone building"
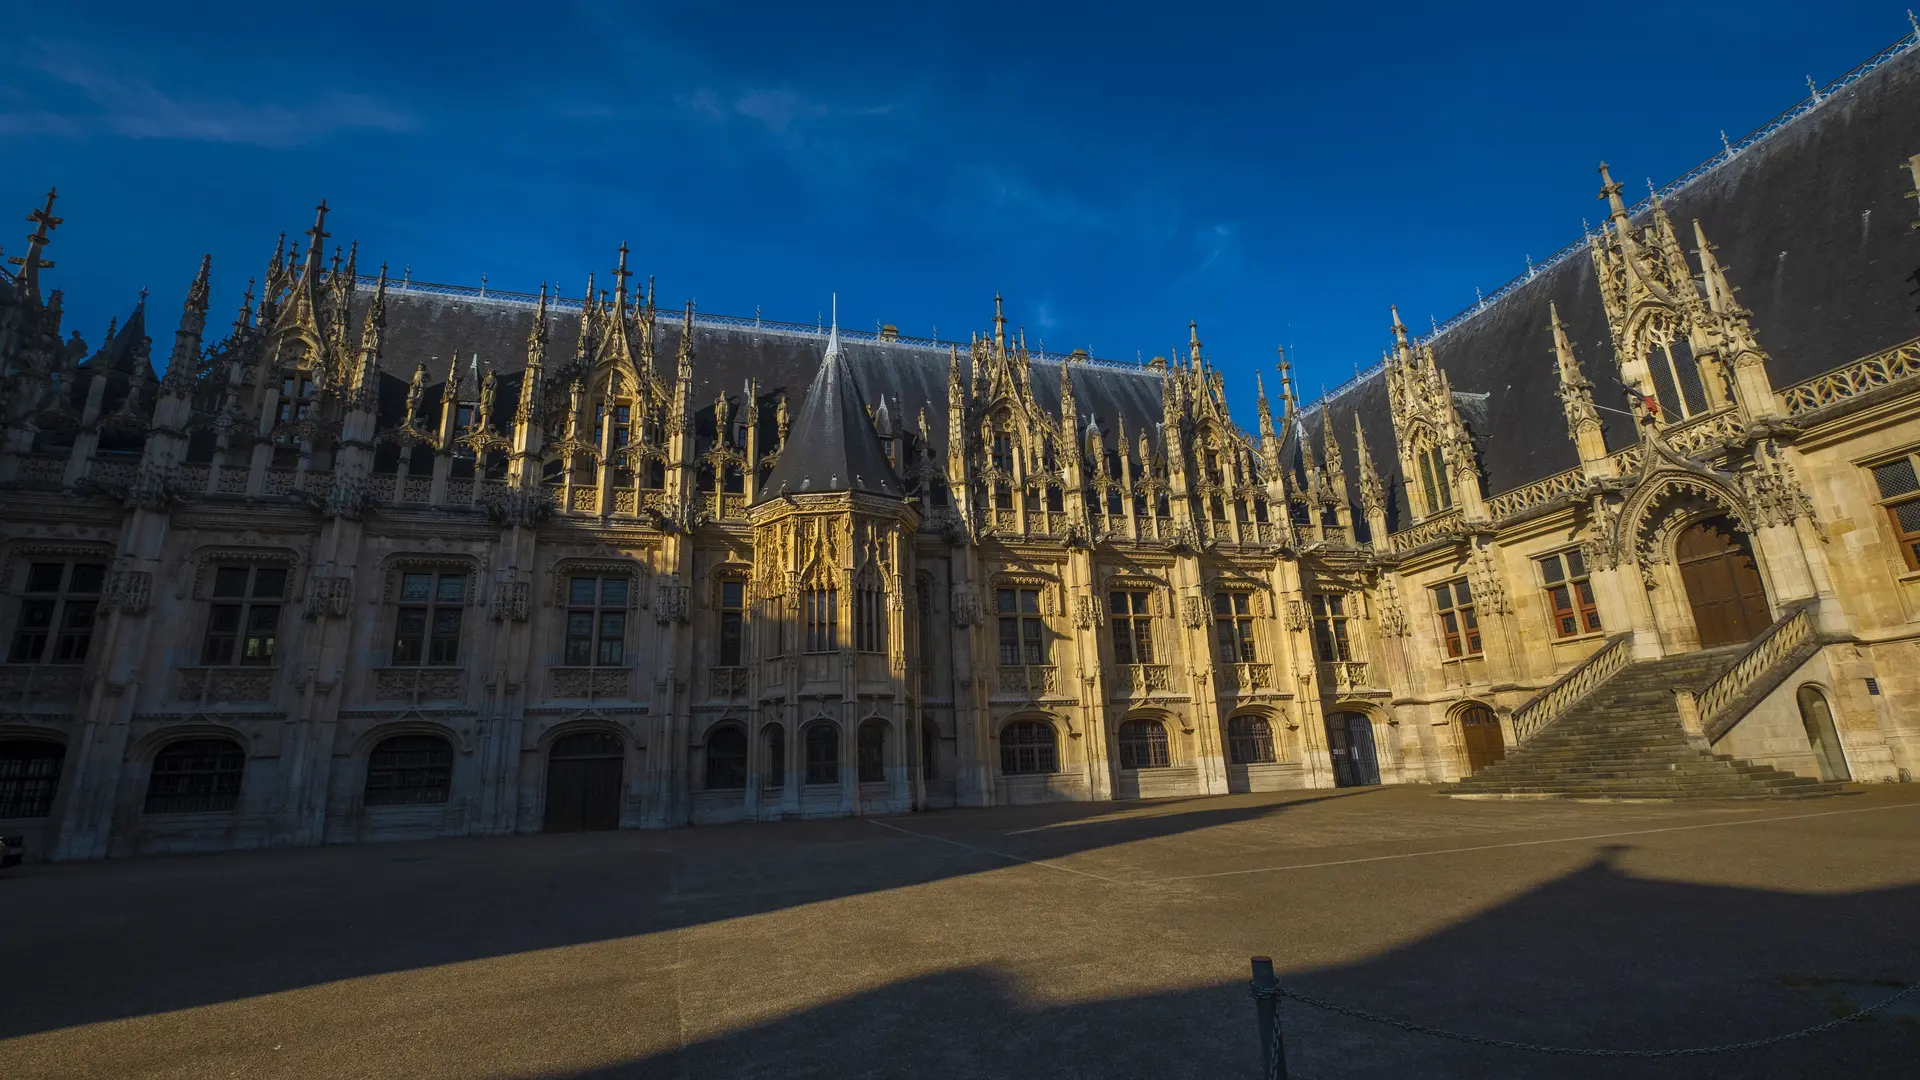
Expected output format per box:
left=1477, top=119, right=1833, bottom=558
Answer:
left=3, top=36, right=1920, bottom=860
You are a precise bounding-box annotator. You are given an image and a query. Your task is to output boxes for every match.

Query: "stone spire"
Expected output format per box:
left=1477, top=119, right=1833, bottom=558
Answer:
left=1550, top=302, right=1609, bottom=472
left=162, top=254, right=212, bottom=393
left=7, top=188, right=61, bottom=303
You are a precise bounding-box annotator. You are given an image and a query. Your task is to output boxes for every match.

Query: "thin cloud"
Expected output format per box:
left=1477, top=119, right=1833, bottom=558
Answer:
left=1, top=43, right=414, bottom=146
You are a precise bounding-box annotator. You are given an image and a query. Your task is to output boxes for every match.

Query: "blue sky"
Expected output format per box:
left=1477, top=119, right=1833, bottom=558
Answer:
left=2, top=1, right=1911, bottom=414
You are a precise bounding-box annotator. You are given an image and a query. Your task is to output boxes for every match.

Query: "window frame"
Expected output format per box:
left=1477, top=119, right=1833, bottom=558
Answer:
left=199, top=565, right=289, bottom=667
left=804, top=587, right=839, bottom=654
left=1213, top=591, right=1258, bottom=665
left=999, top=720, right=1058, bottom=776
left=8, top=559, right=105, bottom=665
left=144, top=738, right=246, bottom=814
left=1109, top=590, right=1155, bottom=666
left=563, top=574, right=629, bottom=667
left=996, top=587, right=1047, bottom=666
left=704, top=725, right=748, bottom=790
left=1310, top=593, right=1352, bottom=662
left=391, top=570, right=469, bottom=666
left=1538, top=549, right=1602, bottom=638
left=0, top=738, right=66, bottom=818
left=855, top=582, right=886, bottom=654
left=1431, top=578, right=1483, bottom=658
left=1226, top=715, right=1277, bottom=766
left=857, top=720, right=887, bottom=783
left=1870, top=452, right=1920, bottom=571
left=716, top=578, right=746, bottom=666
left=803, top=722, right=839, bottom=786
left=1116, top=718, right=1171, bottom=770
left=363, top=734, right=454, bottom=806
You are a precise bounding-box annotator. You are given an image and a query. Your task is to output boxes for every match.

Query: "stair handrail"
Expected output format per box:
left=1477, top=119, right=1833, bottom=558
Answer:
left=1511, top=632, right=1634, bottom=744
left=1693, top=601, right=1820, bottom=741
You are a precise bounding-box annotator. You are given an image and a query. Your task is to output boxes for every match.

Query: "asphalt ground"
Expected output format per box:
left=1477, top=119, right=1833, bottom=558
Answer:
left=4, top=784, right=1918, bottom=1079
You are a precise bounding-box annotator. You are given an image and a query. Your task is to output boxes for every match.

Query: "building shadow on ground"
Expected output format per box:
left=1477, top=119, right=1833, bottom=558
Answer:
left=0, top=788, right=1377, bottom=1038
left=552, top=848, right=1918, bottom=1080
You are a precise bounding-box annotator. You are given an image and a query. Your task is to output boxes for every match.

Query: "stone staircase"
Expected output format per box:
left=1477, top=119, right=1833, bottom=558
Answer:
left=1442, top=647, right=1846, bottom=800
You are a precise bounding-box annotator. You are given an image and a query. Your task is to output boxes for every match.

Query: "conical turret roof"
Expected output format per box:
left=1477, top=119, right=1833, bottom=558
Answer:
left=755, top=312, right=901, bottom=503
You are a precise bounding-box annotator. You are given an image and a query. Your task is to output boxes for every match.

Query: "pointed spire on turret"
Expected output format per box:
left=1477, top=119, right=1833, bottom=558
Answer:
left=1321, top=412, right=1345, bottom=484
left=302, top=200, right=330, bottom=279
left=1692, top=218, right=1736, bottom=313
left=8, top=188, right=61, bottom=303
left=1188, top=319, right=1203, bottom=368
left=1277, top=349, right=1297, bottom=422
left=1390, top=306, right=1410, bottom=349
left=161, top=255, right=213, bottom=393
left=1551, top=301, right=1610, bottom=472
left=1596, top=161, right=1632, bottom=227
left=516, top=283, right=549, bottom=425
left=1354, top=413, right=1384, bottom=521
left=1058, top=355, right=1078, bottom=433
left=993, top=293, right=1007, bottom=354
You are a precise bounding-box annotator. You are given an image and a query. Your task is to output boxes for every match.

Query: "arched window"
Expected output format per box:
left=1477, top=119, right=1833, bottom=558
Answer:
left=705, top=725, right=748, bottom=790
left=804, top=722, right=839, bottom=785
left=145, top=738, right=245, bottom=814
left=1000, top=720, right=1058, bottom=775
left=1117, top=719, right=1170, bottom=770
left=0, top=739, right=65, bottom=818
left=764, top=725, right=786, bottom=790
left=364, top=734, right=454, bottom=805
left=1227, top=715, right=1276, bottom=765
left=805, top=588, right=838, bottom=653
left=857, top=720, right=888, bottom=783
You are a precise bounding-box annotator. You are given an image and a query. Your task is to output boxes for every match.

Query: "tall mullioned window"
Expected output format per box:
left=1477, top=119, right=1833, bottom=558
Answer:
left=9, top=560, right=104, bottom=664
left=856, top=583, right=886, bottom=654
left=393, top=572, right=466, bottom=665
left=564, top=575, right=627, bottom=666
left=1214, top=592, right=1258, bottom=664
left=1311, top=594, right=1351, bottom=662
left=1870, top=454, right=1920, bottom=570
left=1432, top=578, right=1482, bottom=658
left=1110, top=591, right=1155, bottom=665
left=1418, top=447, right=1452, bottom=513
left=997, top=588, right=1046, bottom=665
left=805, top=588, right=838, bottom=653
left=717, top=580, right=745, bottom=665
left=201, top=566, right=287, bottom=666
left=1539, top=550, right=1601, bottom=638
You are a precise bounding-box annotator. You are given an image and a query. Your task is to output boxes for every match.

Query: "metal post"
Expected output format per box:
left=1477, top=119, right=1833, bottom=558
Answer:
left=1251, top=956, right=1288, bottom=1079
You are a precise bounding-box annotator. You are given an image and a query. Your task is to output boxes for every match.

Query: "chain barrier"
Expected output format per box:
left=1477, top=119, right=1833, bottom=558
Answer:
left=1248, top=978, right=1917, bottom=1077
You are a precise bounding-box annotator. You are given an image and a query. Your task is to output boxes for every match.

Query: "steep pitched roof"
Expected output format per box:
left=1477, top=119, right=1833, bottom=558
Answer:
left=755, top=321, right=902, bottom=503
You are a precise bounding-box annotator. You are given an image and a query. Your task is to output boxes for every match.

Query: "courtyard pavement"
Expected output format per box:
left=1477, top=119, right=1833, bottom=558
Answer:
left=4, top=784, right=1919, bottom=1079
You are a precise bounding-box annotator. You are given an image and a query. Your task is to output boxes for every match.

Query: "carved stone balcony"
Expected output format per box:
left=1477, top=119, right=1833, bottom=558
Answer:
left=0, top=664, right=84, bottom=704
left=548, top=666, right=629, bottom=698
left=1220, top=662, right=1274, bottom=693
left=1322, top=660, right=1369, bottom=693
left=1110, top=664, right=1171, bottom=695
left=176, top=666, right=277, bottom=702
left=709, top=666, right=750, bottom=698
left=372, top=666, right=466, bottom=703
left=996, top=664, right=1059, bottom=698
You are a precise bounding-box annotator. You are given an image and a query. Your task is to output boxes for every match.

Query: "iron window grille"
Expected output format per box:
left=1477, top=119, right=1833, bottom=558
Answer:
left=857, top=721, right=887, bottom=783
left=0, top=739, right=64, bottom=818
left=999, top=720, right=1058, bottom=775
left=393, top=572, right=467, bottom=665
left=1117, top=718, right=1171, bottom=769
left=803, top=723, right=838, bottom=785
left=1227, top=715, right=1277, bottom=765
left=200, top=566, right=287, bottom=666
left=8, top=560, right=104, bottom=664
left=363, top=735, right=453, bottom=805
left=705, top=726, right=748, bottom=790
left=145, top=738, right=245, bottom=814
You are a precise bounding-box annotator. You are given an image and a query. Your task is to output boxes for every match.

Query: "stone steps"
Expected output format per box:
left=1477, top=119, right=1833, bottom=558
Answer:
left=1441, top=647, right=1847, bottom=802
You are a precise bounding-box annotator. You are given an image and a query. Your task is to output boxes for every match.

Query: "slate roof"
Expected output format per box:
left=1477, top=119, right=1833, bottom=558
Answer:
left=756, top=324, right=900, bottom=502
left=1295, top=37, right=1920, bottom=522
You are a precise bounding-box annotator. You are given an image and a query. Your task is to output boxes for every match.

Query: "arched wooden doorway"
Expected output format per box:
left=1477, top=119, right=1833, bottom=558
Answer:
left=1458, top=704, right=1505, bottom=773
left=1795, top=686, right=1851, bottom=782
left=1323, top=711, right=1379, bottom=787
left=545, top=732, right=624, bottom=832
left=1676, top=516, right=1770, bottom=647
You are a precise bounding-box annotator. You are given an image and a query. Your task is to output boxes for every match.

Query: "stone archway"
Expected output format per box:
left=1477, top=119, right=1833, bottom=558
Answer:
left=1675, top=515, right=1771, bottom=647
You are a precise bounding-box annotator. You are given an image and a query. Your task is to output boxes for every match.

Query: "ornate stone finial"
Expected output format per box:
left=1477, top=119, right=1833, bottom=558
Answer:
left=8, top=187, right=61, bottom=296
left=1354, top=413, right=1383, bottom=518
left=613, top=241, right=632, bottom=303
left=993, top=292, right=1007, bottom=353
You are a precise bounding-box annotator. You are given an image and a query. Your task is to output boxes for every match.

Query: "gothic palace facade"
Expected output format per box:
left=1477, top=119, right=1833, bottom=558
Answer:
left=3, top=39, right=1920, bottom=860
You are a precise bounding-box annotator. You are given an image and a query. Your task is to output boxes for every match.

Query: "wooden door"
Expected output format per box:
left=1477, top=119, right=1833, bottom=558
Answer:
left=1324, top=716, right=1355, bottom=787
left=1459, top=705, right=1506, bottom=773
left=545, top=733, right=625, bottom=833
left=1676, top=517, right=1771, bottom=647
